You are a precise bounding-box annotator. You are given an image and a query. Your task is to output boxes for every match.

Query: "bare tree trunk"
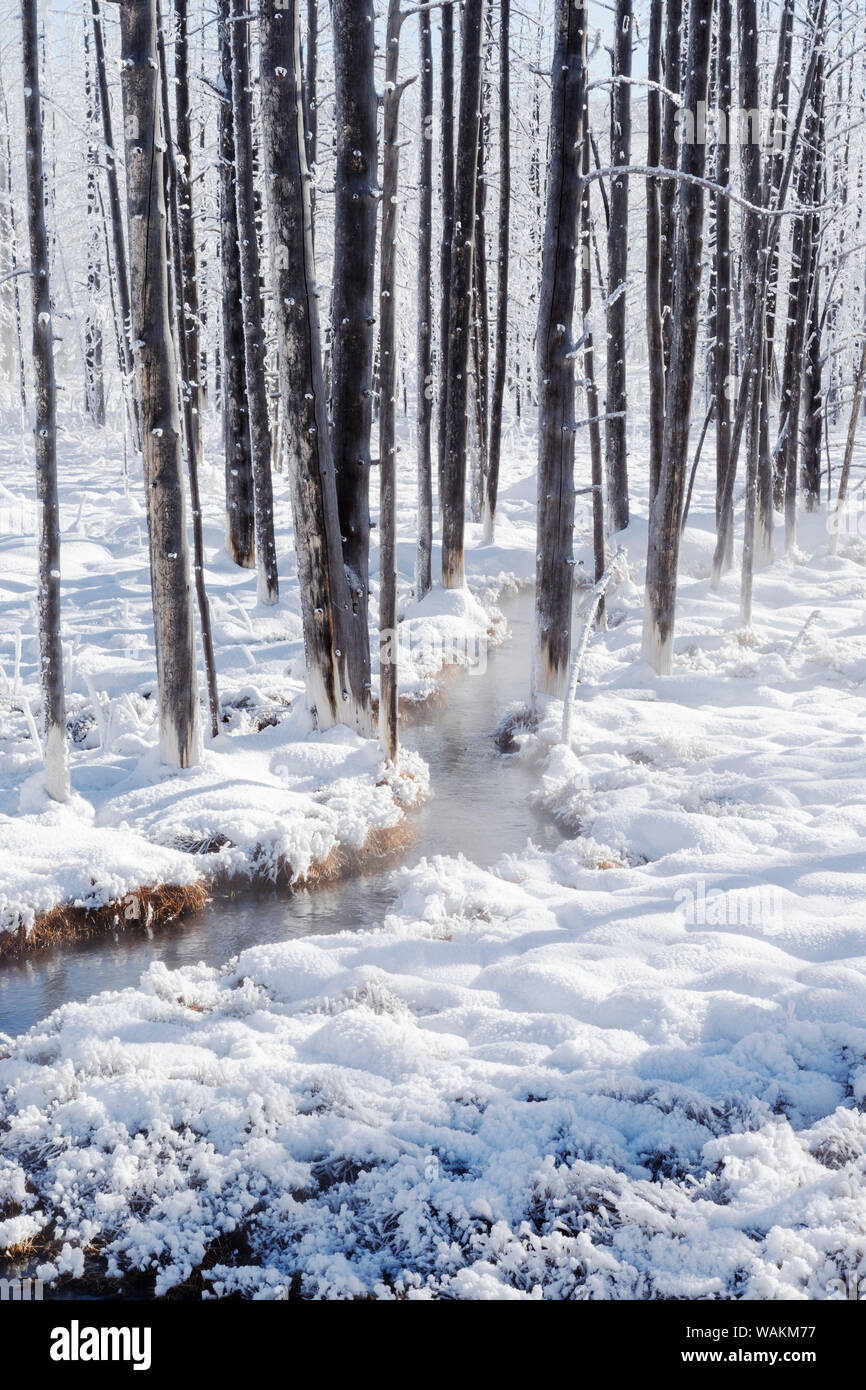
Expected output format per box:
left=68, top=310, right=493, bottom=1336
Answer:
left=377, top=0, right=413, bottom=760
left=714, top=0, right=732, bottom=559
left=441, top=0, right=486, bottom=589
left=416, top=5, right=434, bottom=595
left=91, top=0, right=138, bottom=448
left=172, top=0, right=203, bottom=435
left=484, top=0, right=510, bottom=544
left=646, top=0, right=664, bottom=506
left=660, top=0, right=683, bottom=378
left=532, top=0, right=585, bottom=703
left=605, top=0, right=631, bottom=532
left=230, top=0, right=279, bottom=605
left=304, top=0, right=317, bottom=213
left=0, top=70, right=26, bottom=416
left=642, top=0, right=713, bottom=675
left=829, top=329, right=866, bottom=550
left=738, top=0, right=771, bottom=622
left=470, top=64, right=490, bottom=527
left=437, top=2, right=455, bottom=503
left=330, top=0, right=376, bottom=731
left=120, top=0, right=201, bottom=767
left=22, top=0, right=69, bottom=802
left=217, top=0, right=254, bottom=569
left=83, top=16, right=105, bottom=428
left=582, top=116, right=606, bottom=611
left=260, top=0, right=360, bottom=732
left=158, top=12, right=220, bottom=739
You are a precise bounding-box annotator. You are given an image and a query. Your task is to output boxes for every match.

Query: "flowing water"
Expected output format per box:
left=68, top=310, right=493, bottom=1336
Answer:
left=0, top=589, right=562, bottom=1038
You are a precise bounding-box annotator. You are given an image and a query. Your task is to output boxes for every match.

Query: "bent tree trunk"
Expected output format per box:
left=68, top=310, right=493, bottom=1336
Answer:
left=605, top=0, right=631, bottom=532
left=416, top=5, right=434, bottom=596
left=485, top=0, right=510, bottom=543
left=441, top=0, right=486, bottom=589
left=230, top=0, right=280, bottom=606
left=642, top=0, right=714, bottom=675
left=330, top=0, right=376, bottom=734
left=533, top=0, right=585, bottom=703
left=260, top=0, right=357, bottom=732
left=217, top=0, right=254, bottom=569
left=23, top=0, right=69, bottom=802
left=120, top=0, right=201, bottom=767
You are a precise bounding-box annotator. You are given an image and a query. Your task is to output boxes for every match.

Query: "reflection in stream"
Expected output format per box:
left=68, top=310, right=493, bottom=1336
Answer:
left=0, top=589, right=562, bottom=1037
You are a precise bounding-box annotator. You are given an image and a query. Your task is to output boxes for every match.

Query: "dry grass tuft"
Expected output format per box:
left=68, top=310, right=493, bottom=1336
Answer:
left=0, top=881, right=209, bottom=963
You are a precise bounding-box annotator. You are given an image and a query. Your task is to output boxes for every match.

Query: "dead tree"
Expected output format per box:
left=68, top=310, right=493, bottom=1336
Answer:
left=605, top=0, right=632, bottom=532
left=91, top=0, right=138, bottom=447
left=304, top=0, right=317, bottom=204
left=582, top=128, right=606, bottom=614
left=22, top=0, right=69, bottom=801
left=416, top=5, right=434, bottom=595
left=738, top=0, right=772, bottom=622
left=714, top=0, right=733, bottom=560
left=377, top=0, right=415, bottom=760
left=217, top=0, right=254, bottom=569
left=330, top=0, right=377, bottom=733
left=437, top=2, right=455, bottom=502
left=119, top=0, right=201, bottom=766
left=659, top=0, right=683, bottom=377
left=172, top=0, right=204, bottom=435
left=532, top=0, right=585, bottom=702
left=645, top=0, right=664, bottom=504
left=484, top=0, right=510, bottom=543
left=441, top=0, right=486, bottom=589
left=83, top=16, right=105, bottom=427
left=642, top=0, right=713, bottom=675
left=260, top=0, right=361, bottom=732
left=157, top=13, right=220, bottom=738
left=230, top=0, right=279, bottom=605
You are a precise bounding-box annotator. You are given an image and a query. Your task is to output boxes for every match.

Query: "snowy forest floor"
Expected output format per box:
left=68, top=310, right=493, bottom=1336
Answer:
left=0, top=415, right=532, bottom=946
left=3, top=414, right=866, bottom=1298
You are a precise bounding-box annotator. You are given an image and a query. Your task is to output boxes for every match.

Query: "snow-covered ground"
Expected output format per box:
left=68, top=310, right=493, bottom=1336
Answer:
left=3, top=415, right=866, bottom=1299
left=0, top=417, right=534, bottom=937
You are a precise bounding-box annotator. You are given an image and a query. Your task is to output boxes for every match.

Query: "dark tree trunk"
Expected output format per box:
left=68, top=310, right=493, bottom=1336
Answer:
left=714, top=0, right=732, bottom=557
left=230, top=0, right=279, bottom=605
left=660, top=0, right=683, bottom=377
left=304, top=0, right=317, bottom=206
left=441, top=0, right=486, bottom=589
left=330, top=0, right=376, bottom=731
left=485, top=0, right=510, bottom=544
left=22, top=0, right=69, bottom=801
left=377, top=0, right=413, bottom=760
left=119, top=0, right=201, bottom=767
left=738, top=0, right=771, bottom=622
left=470, top=60, right=490, bottom=527
left=533, top=0, right=585, bottom=702
left=642, top=0, right=713, bottom=675
left=646, top=0, right=664, bottom=505
left=416, top=5, right=434, bottom=594
left=260, top=0, right=361, bottom=732
left=437, top=2, right=455, bottom=503
left=83, top=17, right=105, bottom=428
left=801, top=91, right=826, bottom=512
left=605, top=0, right=632, bottom=532
left=91, top=0, right=138, bottom=448
left=172, top=0, right=203, bottom=436
left=217, top=0, right=254, bottom=570
left=157, top=13, right=221, bottom=739
left=581, top=110, right=606, bottom=611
